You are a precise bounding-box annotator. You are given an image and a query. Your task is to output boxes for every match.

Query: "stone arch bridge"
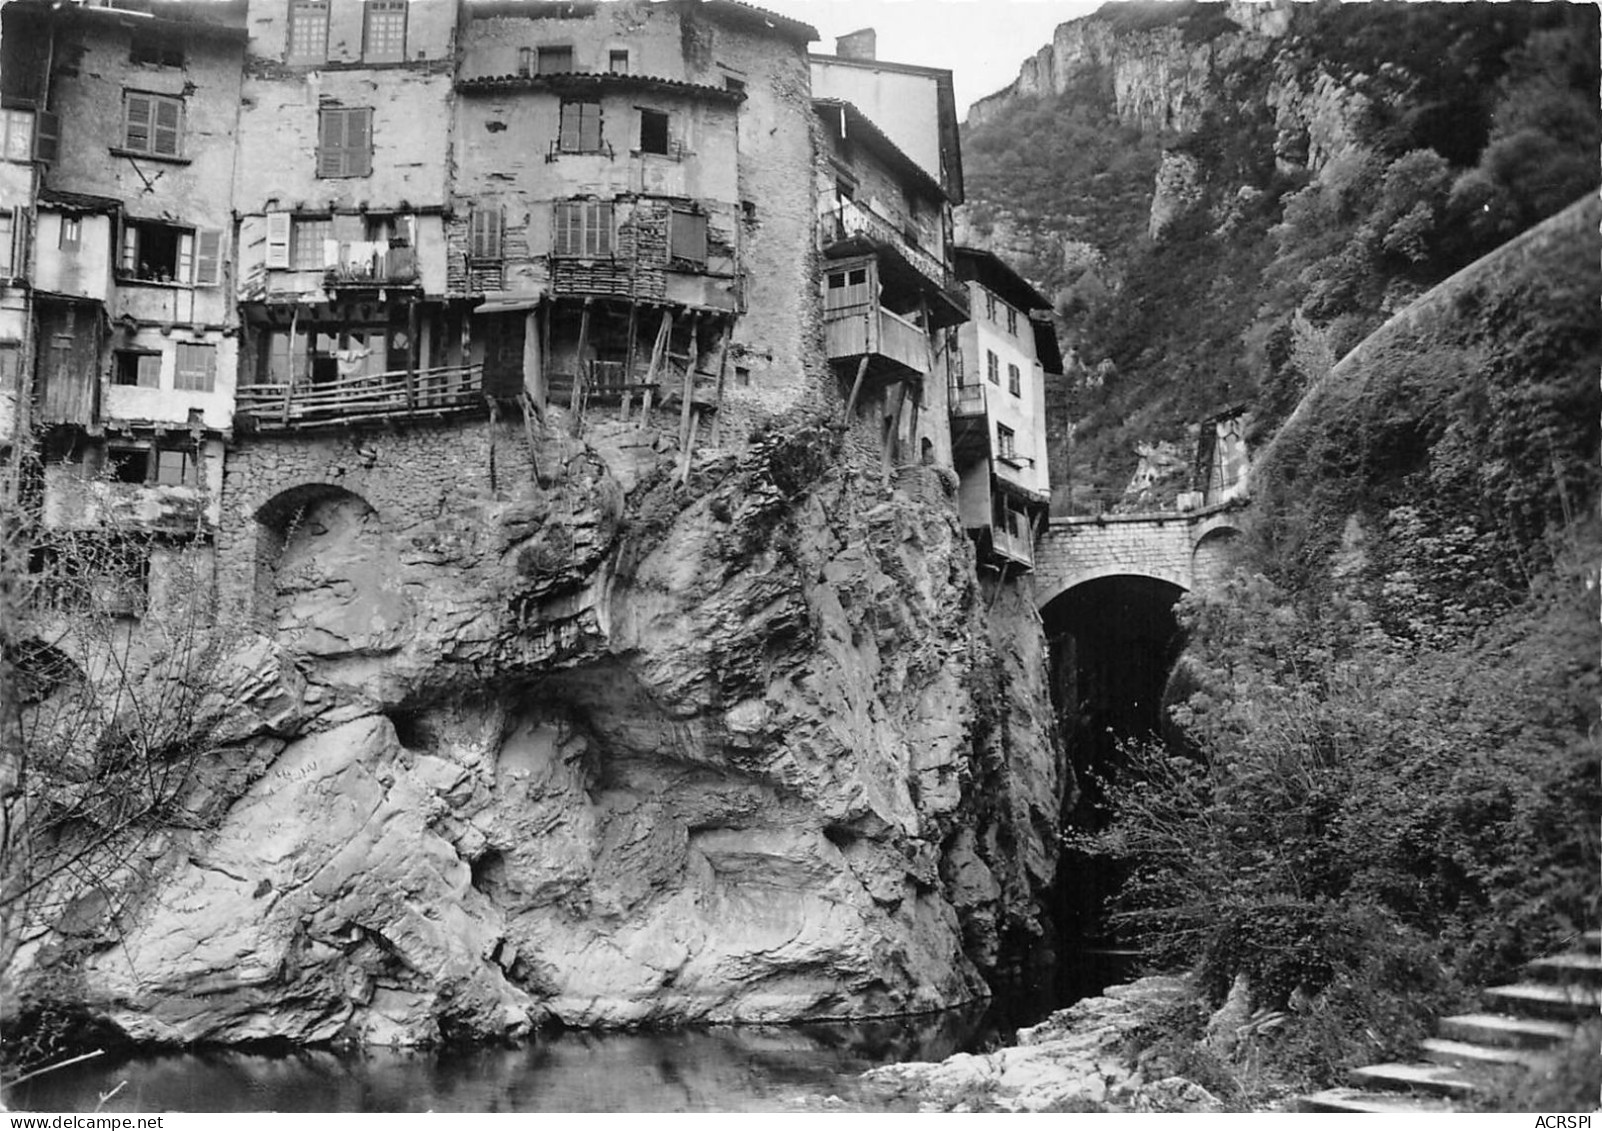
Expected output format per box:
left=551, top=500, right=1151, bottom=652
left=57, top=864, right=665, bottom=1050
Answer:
left=1032, top=504, right=1245, bottom=609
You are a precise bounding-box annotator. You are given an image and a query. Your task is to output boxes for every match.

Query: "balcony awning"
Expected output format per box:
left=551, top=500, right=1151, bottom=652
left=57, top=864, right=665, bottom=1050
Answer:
left=474, top=297, right=543, bottom=314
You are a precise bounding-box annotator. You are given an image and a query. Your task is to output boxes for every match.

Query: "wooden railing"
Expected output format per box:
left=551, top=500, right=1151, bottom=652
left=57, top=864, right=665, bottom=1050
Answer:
left=234, top=364, right=484, bottom=430
left=949, top=379, right=986, bottom=416
left=324, top=243, right=419, bottom=286
left=825, top=199, right=960, bottom=298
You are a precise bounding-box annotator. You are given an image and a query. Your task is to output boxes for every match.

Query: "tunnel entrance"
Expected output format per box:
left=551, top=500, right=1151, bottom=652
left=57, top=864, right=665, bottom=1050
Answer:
left=1043, top=574, right=1187, bottom=1000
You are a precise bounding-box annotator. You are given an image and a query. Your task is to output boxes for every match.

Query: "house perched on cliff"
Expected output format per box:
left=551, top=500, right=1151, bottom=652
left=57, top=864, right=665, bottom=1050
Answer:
left=0, top=0, right=1061, bottom=613
left=811, top=31, right=967, bottom=473
left=950, top=245, right=1058, bottom=572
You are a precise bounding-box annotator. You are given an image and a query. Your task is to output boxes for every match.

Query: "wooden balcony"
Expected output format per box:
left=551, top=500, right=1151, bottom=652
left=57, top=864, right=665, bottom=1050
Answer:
left=990, top=522, right=1034, bottom=569
left=825, top=303, right=930, bottom=378
left=949, top=378, right=986, bottom=417
left=323, top=243, right=419, bottom=289
left=235, top=364, right=484, bottom=432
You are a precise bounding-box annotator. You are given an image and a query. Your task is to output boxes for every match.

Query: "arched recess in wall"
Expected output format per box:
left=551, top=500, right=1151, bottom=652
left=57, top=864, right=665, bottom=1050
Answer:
left=254, top=484, right=412, bottom=658
left=1190, top=523, right=1242, bottom=593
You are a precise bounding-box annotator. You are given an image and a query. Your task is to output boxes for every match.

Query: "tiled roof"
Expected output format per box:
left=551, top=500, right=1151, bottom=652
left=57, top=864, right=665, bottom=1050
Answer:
left=457, top=71, right=744, bottom=102
left=38, top=187, right=123, bottom=214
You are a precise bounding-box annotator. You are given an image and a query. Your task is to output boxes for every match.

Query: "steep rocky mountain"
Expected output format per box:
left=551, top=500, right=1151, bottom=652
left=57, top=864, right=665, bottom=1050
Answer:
left=957, top=0, right=1599, bottom=510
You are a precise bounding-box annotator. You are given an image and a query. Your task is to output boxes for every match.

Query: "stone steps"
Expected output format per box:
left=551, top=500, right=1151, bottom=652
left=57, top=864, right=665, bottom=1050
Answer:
left=1297, top=934, right=1598, bottom=1113
left=1482, top=982, right=1601, bottom=1022
left=1437, top=1012, right=1579, bottom=1050
left=1420, top=1037, right=1554, bottom=1069
left=1300, top=1087, right=1458, bottom=1113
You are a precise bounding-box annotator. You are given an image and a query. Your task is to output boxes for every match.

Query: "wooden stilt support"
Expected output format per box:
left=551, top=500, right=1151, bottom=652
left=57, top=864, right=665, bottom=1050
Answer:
left=281, top=305, right=300, bottom=426
left=639, top=308, right=671, bottom=428
left=677, top=311, right=700, bottom=459
left=621, top=302, right=639, bottom=421
left=679, top=406, right=700, bottom=486
left=883, top=378, right=909, bottom=476
left=539, top=300, right=552, bottom=414
left=405, top=300, right=419, bottom=412
left=708, top=316, right=733, bottom=447
left=843, top=353, right=869, bottom=424
left=570, top=298, right=592, bottom=435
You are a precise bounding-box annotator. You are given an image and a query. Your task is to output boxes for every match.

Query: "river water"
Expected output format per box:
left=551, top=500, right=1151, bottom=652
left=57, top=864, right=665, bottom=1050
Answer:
left=11, top=1005, right=1008, bottom=1113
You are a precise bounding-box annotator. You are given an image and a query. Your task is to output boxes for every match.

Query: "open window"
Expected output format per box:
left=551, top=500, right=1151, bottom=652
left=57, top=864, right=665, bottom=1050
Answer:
left=996, top=422, right=1016, bottom=461
left=131, top=37, right=184, bottom=67
left=154, top=444, right=201, bottom=487
left=638, top=109, right=670, bottom=156
left=1008, top=362, right=1021, bottom=397
left=114, top=350, right=162, bottom=388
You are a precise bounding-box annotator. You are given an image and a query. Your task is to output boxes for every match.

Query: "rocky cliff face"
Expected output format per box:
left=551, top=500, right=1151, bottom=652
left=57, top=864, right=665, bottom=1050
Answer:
left=9, top=416, right=1065, bottom=1046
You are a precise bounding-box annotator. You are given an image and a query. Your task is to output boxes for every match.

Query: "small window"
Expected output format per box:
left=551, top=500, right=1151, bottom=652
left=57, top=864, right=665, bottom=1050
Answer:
left=363, top=0, right=407, bottom=63
left=0, top=343, right=20, bottom=390
left=537, top=46, right=574, bottom=75
left=552, top=200, right=613, bottom=258
left=0, top=210, right=14, bottom=275
left=609, top=49, right=629, bottom=74
left=669, top=209, right=707, bottom=266
left=469, top=206, right=503, bottom=259
left=58, top=216, right=80, bottom=250
left=986, top=350, right=999, bottom=385
left=1006, top=308, right=1018, bottom=335
left=1008, top=363, right=1021, bottom=397
left=109, top=446, right=151, bottom=484
left=985, top=294, right=997, bottom=321
left=558, top=100, right=601, bottom=153
left=734, top=365, right=750, bottom=387
left=292, top=217, right=331, bottom=269
left=154, top=446, right=200, bottom=487
left=130, top=37, right=184, bottom=67
left=173, top=342, right=216, bottom=393
left=638, top=109, right=670, bottom=156
left=115, top=351, right=162, bottom=388
left=317, top=107, right=372, bottom=178
left=288, top=0, right=329, bottom=63
left=996, top=423, right=1016, bottom=461
left=724, top=76, right=746, bottom=95
left=122, top=92, right=183, bottom=158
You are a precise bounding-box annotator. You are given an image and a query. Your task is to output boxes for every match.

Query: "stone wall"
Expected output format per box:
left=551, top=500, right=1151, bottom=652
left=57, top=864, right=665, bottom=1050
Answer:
left=1033, top=507, right=1244, bottom=607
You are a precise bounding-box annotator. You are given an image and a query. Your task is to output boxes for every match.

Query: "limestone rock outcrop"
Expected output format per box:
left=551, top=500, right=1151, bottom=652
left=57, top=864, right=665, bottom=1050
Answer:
left=12, top=419, right=1066, bottom=1045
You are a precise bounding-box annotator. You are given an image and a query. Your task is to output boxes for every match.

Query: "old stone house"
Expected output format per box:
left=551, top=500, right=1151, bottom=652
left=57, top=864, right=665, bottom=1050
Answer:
left=0, top=0, right=1061, bottom=619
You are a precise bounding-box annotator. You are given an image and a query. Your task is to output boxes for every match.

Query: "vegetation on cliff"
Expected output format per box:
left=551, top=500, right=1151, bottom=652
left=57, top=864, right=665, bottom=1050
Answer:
left=960, top=0, right=1599, bottom=509
left=1086, top=197, right=1600, bottom=1104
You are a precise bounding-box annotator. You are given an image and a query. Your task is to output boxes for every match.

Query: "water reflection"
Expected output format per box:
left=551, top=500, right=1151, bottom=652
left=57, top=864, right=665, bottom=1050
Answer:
left=14, top=1006, right=989, bottom=1113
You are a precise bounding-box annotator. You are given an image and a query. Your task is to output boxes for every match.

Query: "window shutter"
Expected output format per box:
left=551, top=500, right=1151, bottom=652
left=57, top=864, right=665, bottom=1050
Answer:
left=152, top=98, right=181, bottom=157
left=265, top=212, right=292, bottom=268
left=592, top=202, right=613, bottom=256
left=33, top=110, right=58, bottom=163
left=121, top=223, right=139, bottom=274
left=669, top=210, right=706, bottom=264
left=125, top=94, right=152, bottom=151
left=470, top=208, right=502, bottom=259
left=177, top=230, right=195, bottom=282
left=194, top=229, right=222, bottom=285
left=558, top=106, right=580, bottom=154
left=347, top=108, right=372, bottom=177
left=317, top=110, right=344, bottom=177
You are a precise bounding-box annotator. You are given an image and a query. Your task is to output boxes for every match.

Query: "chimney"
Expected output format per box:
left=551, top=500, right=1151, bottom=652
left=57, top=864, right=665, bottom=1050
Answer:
left=835, top=28, right=876, bottom=61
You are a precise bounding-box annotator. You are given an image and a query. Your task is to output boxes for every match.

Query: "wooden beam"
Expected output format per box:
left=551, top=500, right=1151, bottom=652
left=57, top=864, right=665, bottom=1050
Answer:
left=621, top=301, right=639, bottom=421
left=571, top=298, right=592, bottom=434
left=639, top=308, right=671, bottom=428
left=677, top=311, right=700, bottom=458
left=883, top=378, right=909, bottom=473
left=679, top=406, right=700, bottom=486
left=708, top=316, right=734, bottom=447
left=405, top=300, right=419, bottom=412
left=280, top=305, right=300, bottom=426
left=843, top=353, right=869, bottom=423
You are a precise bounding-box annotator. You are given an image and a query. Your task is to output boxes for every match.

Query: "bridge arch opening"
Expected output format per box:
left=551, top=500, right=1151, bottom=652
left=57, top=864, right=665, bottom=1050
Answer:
left=1042, top=572, right=1188, bottom=993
